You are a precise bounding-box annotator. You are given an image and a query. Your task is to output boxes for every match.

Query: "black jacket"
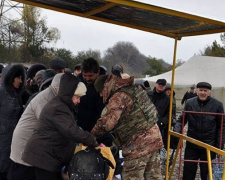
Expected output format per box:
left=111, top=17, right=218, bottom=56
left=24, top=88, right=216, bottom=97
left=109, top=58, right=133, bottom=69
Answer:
left=181, top=91, right=197, bottom=105
left=22, top=73, right=98, bottom=172
left=148, top=88, right=176, bottom=129
left=174, top=96, right=225, bottom=149
left=0, top=64, right=25, bottom=173
left=77, top=73, right=105, bottom=132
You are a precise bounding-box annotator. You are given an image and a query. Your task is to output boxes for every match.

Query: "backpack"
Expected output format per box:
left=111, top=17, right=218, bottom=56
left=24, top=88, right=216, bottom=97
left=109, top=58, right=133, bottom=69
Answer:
left=68, top=148, right=114, bottom=180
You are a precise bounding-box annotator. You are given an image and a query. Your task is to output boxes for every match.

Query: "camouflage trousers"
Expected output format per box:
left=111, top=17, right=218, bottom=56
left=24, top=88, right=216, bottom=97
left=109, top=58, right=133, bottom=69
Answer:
left=122, top=151, right=162, bottom=180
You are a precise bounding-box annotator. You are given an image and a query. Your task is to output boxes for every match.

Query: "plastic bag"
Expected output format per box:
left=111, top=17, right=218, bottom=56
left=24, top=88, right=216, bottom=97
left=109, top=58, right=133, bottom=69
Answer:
left=209, top=156, right=224, bottom=180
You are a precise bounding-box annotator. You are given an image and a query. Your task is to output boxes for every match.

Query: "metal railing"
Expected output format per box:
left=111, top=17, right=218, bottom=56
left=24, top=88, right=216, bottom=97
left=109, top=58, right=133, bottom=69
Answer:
left=167, top=111, right=225, bottom=180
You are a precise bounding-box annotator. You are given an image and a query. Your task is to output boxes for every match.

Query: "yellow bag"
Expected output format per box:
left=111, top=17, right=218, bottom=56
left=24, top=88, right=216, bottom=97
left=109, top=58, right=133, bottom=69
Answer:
left=74, top=143, right=86, bottom=154
left=101, top=147, right=116, bottom=180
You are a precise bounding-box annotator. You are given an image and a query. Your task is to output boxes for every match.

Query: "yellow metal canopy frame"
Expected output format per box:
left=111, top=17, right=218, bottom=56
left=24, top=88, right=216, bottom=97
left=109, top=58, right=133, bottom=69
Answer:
left=10, top=0, right=225, bottom=179
left=10, top=0, right=225, bottom=39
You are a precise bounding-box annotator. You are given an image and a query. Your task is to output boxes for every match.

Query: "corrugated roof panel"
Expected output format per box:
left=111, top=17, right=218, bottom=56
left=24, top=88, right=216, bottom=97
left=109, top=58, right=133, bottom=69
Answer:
left=11, top=0, right=225, bottom=38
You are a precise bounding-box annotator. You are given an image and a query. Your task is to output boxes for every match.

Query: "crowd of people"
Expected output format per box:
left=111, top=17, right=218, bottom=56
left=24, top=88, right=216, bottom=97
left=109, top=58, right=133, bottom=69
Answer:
left=0, top=58, right=224, bottom=180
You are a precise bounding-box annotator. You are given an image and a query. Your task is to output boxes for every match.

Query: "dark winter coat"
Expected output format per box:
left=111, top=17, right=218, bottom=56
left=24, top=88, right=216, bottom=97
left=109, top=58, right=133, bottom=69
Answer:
left=181, top=91, right=197, bottom=105
left=0, top=64, right=25, bottom=173
left=22, top=73, right=98, bottom=172
left=77, top=73, right=105, bottom=132
left=174, top=96, right=225, bottom=149
left=147, top=88, right=176, bottom=129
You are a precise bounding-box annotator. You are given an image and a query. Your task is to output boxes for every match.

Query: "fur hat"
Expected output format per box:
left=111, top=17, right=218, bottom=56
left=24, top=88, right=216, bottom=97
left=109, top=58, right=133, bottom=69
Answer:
left=27, top=63, right=47, bottom=79
left=94, top=75, right=108, bottom=93
left=74, top=82, right=87, bottom=96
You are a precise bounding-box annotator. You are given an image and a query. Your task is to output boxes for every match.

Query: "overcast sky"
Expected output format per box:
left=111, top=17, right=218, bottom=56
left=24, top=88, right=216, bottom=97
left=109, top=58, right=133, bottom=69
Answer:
left=9, top=0, right=225, bottom=64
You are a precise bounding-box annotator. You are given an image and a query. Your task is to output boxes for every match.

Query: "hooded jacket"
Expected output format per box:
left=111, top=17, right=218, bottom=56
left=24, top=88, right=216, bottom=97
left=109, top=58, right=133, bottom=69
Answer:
left=10, top=73, right=63, bottom=166
left=91, top=75, right=163, bottom=159
left=0, top=64, right=26, bottom=172
left=22, top=73, right=98, bottom=172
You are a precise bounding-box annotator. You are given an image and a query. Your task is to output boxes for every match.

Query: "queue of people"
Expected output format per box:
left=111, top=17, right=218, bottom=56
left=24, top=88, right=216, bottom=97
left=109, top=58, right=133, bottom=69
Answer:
left=0, top=58, right=224, bottom=180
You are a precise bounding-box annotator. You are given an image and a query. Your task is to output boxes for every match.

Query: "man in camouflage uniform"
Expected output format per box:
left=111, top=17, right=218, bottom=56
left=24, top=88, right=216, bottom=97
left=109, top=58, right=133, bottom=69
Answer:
left=91, top=74, right=163, bottom=180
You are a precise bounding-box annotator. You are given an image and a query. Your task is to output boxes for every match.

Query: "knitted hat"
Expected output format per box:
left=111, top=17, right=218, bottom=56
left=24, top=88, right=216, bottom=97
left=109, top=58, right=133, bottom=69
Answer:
left=74, top=82, right=87, bottom=96
left=94, top=75, right=108, bottom=92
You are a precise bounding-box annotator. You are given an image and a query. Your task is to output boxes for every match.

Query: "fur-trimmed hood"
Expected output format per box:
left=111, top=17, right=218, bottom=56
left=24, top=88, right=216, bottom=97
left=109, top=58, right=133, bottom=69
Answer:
left=1, top=64, right=26, bottom=94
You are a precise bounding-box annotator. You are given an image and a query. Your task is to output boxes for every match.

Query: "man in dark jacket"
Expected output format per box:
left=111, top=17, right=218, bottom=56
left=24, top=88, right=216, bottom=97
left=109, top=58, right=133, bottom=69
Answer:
left=174, top=82, right=225, bottom=180
left=0, top=64, right=26, bottom=180
left=22, top=73, right=98, bottom=180
left=181, top=86, right=197, bottom=105
left=147, top=79, right=176, bottom=147
left=77, top=58, right=105, bottom=132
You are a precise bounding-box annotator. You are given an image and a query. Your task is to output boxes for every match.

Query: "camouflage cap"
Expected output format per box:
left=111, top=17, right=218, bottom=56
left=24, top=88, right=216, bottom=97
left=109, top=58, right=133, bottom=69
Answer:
left=94, top=75, right=108, bottom=92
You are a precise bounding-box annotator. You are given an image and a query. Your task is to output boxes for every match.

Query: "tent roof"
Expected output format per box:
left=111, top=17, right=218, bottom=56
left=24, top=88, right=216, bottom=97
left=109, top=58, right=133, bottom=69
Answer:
left=11, top=0, right=225, bottom=39
left=144, top=55, right=225, bottom=88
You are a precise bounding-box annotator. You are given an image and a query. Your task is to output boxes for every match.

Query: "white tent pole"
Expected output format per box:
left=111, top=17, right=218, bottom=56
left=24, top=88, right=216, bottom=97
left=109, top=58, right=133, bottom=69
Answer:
left=166, top=37, right=178, bottom=180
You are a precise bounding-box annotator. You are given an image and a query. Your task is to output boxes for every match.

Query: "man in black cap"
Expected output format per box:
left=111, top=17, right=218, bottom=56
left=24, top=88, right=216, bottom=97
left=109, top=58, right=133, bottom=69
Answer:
left=181, top=86, right=197, bottom=105
left=174, top=81, right=225, bottom=180
left=147, top=79, right=176, bottom=147
left=50, top=57, right=67, bottom=73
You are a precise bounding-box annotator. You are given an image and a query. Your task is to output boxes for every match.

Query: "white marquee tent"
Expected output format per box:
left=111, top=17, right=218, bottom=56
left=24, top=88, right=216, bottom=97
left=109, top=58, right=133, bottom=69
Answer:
left=144, top=55, right=225, bottom=109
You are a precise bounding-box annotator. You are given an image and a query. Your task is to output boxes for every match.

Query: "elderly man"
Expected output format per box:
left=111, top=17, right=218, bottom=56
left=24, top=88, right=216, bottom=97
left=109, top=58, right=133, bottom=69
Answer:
left=174, top=82, right=225, bottom=180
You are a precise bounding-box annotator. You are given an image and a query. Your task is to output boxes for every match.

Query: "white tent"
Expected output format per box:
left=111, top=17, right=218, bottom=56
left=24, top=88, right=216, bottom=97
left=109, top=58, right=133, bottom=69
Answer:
left=145, top=55, right=225, bottom=88
left=144, top=55, right=225, bottom=109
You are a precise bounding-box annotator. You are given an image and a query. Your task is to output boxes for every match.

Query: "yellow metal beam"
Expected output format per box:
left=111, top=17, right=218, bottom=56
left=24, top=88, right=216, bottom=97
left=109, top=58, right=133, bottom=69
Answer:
left=178, top=28, right=225, bottom=37
left=83, top=2, right=115, bottom=18
left=103, top=0, right=225, bottom=26
left=168, top=139, right=182, bottom=180
left=10, top=0, right=225, bottom=38
left=166, top=37, right=178, bottom=180
left=170, top=131, right=225, bottom=156
left=207, top=149, right=213, bottom=180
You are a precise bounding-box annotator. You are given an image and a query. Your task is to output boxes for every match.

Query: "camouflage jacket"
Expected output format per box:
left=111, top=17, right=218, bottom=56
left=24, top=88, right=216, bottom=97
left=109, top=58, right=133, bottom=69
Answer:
left=91, top=75, right=163, bottom=159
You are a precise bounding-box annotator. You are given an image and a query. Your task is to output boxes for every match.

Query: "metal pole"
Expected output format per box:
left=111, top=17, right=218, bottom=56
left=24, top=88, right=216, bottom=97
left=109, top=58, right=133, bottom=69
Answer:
left=165, top=37, right=178, bottom=180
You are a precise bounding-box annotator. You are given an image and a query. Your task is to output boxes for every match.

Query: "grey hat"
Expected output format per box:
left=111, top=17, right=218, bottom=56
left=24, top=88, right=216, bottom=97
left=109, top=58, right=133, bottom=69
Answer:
left=165, top=83, right=171, bottom=90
